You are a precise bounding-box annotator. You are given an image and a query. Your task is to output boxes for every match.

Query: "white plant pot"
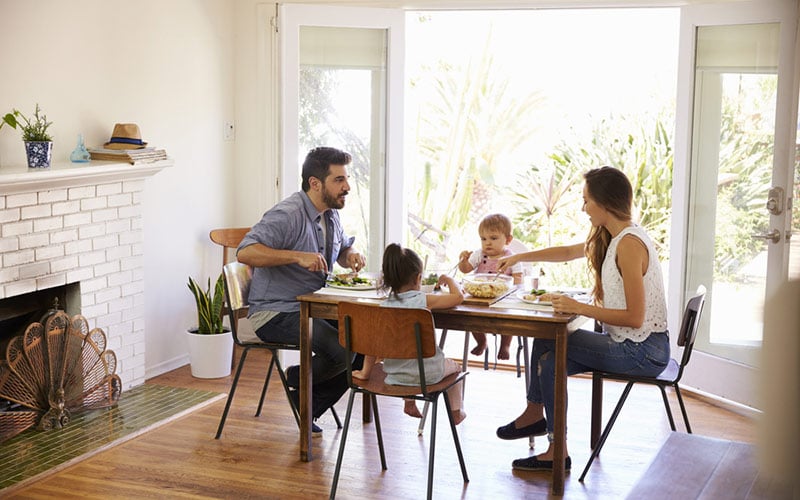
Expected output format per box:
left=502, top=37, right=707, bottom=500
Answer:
left=185, top=329, right=233, bottom=378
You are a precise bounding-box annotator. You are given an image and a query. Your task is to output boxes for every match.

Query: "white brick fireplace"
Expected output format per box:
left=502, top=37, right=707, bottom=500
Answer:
left=0, top=160, right=170, bottom=389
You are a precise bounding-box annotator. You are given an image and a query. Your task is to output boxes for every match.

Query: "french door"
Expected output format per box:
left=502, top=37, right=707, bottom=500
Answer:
left=672, top=0, right=799, bottom=407
left=279, top=4, right=405, bottom=273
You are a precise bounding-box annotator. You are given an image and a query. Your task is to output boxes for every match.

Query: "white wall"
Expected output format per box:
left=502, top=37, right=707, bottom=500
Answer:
left=0, top=0, right=236, bottom=379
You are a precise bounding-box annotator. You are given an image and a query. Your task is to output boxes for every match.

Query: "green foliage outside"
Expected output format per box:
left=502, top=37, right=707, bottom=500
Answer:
left=294, top=26, right=779, bottom=288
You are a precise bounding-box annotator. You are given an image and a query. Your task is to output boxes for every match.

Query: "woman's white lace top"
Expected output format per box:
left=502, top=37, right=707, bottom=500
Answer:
left=602, top=225, right=668, bottom=342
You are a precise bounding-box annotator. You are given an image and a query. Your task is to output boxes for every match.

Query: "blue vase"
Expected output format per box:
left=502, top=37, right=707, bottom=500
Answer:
left=25, top=141, right=53, bottom=168
left=70, top=134, right=91, bottom=163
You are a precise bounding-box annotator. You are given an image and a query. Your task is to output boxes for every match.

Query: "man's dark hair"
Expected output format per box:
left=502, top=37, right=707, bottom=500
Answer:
left=301, top=147, right=352, bottom=191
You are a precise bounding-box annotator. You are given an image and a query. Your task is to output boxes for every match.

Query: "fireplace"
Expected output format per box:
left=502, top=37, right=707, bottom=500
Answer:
left=0, top=160, right=170, bottom=390
left=0, top=284, right=80, bottom=353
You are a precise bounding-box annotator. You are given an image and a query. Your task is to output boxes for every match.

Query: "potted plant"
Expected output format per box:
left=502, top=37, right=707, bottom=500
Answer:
left=0, top=104, right=54, bottom=168
left=186, top=274, right=233, bottom=378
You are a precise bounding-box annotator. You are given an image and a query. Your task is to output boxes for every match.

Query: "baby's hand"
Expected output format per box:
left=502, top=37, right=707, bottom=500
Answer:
left=459, top=250, right=471, bottom=263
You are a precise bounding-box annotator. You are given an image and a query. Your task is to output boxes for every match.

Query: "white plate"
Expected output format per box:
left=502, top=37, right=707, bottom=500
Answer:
left=326, top=282, right=376, bottom=290
left=516, top=291, right=552, bottom=305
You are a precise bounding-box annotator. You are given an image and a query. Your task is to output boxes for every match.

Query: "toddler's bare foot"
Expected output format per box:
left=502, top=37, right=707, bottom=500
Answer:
left=471, top=343, right=487, bottom=356
left=404, top=400, right=423, bottom=418
left=498, top=345, right=510, bottom=360
left=451, top=409, right=467, bottom=425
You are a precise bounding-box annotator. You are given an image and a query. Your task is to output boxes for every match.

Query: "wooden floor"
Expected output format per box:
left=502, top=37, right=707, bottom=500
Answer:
left=8, top=346, right=758, bottom=499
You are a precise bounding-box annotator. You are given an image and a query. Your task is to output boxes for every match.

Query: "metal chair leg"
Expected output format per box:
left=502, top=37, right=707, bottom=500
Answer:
left=255, top=355, right=276, bottom=416
left=215, top=347, right=250, bottom=439
left=579, top=381, right=634, bottom=482
left=673, top=385, right=692, bottom=433
left=330, top=406, right=343, bottom=429
left=329, top=390, right=358, bottom=500
left=658, top=385, right=677, bottom=431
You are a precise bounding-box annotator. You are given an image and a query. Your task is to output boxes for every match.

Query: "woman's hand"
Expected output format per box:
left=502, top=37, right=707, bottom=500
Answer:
left=351, top=369, right=369, bottom=380
left=551, top=294, right=582, bottom=315
left=496, top=253, right=521, bottom=274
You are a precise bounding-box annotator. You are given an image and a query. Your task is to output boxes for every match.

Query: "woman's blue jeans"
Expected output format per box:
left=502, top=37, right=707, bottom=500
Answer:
left=527, top=328, right=670, bottom=439
left=255, top=312, right=347, bottom=384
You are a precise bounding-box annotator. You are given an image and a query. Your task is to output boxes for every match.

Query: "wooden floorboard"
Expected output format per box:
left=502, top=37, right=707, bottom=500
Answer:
left=7, top=347, right=759, bottom=499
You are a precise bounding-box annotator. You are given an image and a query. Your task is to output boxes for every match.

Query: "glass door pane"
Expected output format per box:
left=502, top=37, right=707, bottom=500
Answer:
left=298, top=26, right=387, bottom=272
left=686, top=23, right=780, bottom=366
left=280, top=4, right=404, bottom=273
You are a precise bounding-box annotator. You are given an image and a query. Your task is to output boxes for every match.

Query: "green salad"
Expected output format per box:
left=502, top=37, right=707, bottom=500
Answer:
left=422, top=273, right=438, bottom=285
left=328, top=274, right=371, bottom=287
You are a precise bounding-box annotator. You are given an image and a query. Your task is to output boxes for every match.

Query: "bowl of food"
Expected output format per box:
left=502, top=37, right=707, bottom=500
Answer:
left=421, top=273, right=439, bottom=293
left=462, top=273, right=514, bottom=299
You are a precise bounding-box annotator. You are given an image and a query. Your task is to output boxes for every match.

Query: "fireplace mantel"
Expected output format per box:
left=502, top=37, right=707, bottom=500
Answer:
left=0, top=159, right=172, bottom=194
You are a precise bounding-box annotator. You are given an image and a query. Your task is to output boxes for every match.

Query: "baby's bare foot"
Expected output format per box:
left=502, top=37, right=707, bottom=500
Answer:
left=451, top=409, right=467, bottom=425
left=471, top=343, right=487, bottom=356
left=498, top=346, right=510, bottom=360
left=404, top=401, right=423, bottom=418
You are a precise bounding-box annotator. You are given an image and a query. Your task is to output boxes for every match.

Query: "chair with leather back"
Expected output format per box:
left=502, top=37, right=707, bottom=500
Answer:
left=215, top=261, right=341, bottom=439
left=578, top=285, right=707, bottom=482
left=210, top=227, right=250, bottom=317
left=329, top=301, right=469, bottom=500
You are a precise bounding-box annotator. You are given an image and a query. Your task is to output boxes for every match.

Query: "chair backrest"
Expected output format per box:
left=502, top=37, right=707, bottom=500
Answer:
left=222, top=261, right=254, bottom=345
left=210, top=228, right=250, bottom=269
left=338, top=301, right=437, bottom=360
left=676, top=285, right=706, bottom=371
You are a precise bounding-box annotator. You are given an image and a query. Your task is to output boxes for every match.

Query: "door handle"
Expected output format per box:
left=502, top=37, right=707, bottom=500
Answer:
left=751, top=229, right=781, bottom=243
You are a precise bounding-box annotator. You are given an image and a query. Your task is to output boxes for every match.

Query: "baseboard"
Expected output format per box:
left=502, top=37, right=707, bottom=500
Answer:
left=465, top=361, right=761, bottom=420
left=569, top=372, right=761, bottom=420
left=145, top=354, right=189, bottom=381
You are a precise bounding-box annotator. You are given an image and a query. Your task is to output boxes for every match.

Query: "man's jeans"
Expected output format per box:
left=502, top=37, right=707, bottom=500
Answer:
left=255, top=311, right=347, bottom=384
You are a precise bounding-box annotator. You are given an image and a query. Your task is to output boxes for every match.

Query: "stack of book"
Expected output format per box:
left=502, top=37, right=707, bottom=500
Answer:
left=88, top=147, right=168, bottom=164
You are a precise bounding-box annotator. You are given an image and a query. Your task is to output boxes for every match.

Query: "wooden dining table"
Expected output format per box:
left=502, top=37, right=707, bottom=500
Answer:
left=296, top=287, right=588, bottom=496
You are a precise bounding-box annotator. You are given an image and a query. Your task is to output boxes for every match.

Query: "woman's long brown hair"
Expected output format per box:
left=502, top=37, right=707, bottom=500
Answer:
left=583, top=167, right=633, bottom=303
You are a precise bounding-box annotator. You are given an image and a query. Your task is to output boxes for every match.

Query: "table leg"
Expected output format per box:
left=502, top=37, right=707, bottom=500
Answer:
left=591, top=372, right=603, bottom=449
left=299, top=302, right=313, bottom=462
left=551, top=327, right=567, bottom=496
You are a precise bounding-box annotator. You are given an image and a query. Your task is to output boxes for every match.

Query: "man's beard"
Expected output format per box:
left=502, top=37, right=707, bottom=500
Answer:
left=322, top=187, right=346, bottom=209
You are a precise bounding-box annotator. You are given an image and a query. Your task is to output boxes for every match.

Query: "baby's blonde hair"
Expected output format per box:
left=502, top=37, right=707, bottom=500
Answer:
left=478, top=213, right=512, bottom=237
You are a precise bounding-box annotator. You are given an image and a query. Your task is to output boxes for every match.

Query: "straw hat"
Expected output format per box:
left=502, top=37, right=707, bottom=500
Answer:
left=104, top=123, right=148, bottom=150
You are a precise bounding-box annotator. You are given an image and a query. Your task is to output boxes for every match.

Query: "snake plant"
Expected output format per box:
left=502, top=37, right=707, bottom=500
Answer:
left=187, top=274, right=225, bottom=334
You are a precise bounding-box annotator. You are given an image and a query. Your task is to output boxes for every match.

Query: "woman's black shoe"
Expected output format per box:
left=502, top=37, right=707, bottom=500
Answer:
left=496, top=418, right=547, bottom=440
left=512, top=455, right=572, bottom=471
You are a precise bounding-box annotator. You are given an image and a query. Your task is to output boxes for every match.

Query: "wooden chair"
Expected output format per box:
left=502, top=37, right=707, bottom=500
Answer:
left=329, top=302, right=469, bottom=500
left=215, top=262, right=341, bottom=439
left=209, top=227, right=250, bottom=269
left=578, top=285, right=707, bottom=482
left=210, top=227, right=250, bottom=317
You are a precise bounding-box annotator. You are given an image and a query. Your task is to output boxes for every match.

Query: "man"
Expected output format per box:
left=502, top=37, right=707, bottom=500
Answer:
left=237, top=146, right=366, bottom=434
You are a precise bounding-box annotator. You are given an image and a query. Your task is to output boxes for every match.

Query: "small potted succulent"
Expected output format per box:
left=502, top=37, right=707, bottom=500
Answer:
left=0, top=104, right=54, bottom=168
left=186, top=274, right=233, bottom=378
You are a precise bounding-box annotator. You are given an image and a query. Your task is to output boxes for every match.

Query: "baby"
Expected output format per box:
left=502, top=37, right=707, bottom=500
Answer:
left=458, top=213, right=523, bottom=359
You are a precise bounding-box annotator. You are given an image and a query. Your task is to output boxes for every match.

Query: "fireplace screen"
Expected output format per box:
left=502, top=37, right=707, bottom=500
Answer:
left=0, top=310, right=122, bottom=442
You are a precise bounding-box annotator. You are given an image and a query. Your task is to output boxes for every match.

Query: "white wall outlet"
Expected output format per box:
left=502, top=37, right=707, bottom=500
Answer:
left=223, top=121, right=235, bottom=141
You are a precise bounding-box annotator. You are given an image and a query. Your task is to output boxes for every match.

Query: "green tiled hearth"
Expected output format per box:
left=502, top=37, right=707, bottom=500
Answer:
left=0, top=384, right=222, bottom=491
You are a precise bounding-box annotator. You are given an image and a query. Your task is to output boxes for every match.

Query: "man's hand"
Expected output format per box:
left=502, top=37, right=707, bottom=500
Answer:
left=297, top=252, right=328, bottom=274
left=346, top=251, right=366, bottom=272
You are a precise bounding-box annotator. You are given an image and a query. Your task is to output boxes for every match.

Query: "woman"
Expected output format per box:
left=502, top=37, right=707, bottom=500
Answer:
left=495, top=166, right=669, bottom=471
